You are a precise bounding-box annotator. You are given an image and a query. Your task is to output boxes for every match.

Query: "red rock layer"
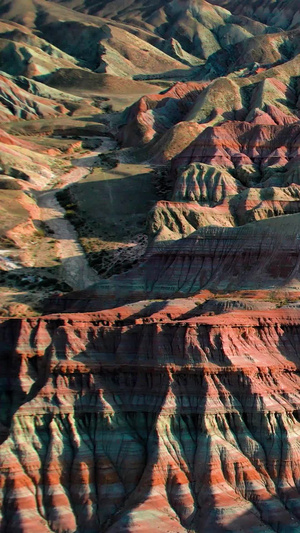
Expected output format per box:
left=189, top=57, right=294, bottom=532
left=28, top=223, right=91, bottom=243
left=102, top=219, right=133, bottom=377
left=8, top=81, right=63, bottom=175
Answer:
left=2, top=309, right=300, bottom=532
left=173, top=122, right=300, bottom=171
left=50, top=210, right=300, bottom=313
left=118, top=82, right=207, bottom=146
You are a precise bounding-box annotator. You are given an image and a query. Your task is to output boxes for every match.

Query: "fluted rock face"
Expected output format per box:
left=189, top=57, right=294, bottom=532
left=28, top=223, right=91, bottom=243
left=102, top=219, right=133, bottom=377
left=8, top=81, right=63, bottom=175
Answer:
left=173, top=163, right=243, bottom=204
left=3, top=310, right=300, bottom=532
left=172, top=121, right=300, bottom=172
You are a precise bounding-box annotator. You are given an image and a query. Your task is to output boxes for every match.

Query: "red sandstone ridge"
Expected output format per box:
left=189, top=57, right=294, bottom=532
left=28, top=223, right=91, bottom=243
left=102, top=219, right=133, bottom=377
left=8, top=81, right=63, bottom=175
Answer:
left=118, top=82, right=207, bottom=146
left=3, top=308, right=300, bottom=532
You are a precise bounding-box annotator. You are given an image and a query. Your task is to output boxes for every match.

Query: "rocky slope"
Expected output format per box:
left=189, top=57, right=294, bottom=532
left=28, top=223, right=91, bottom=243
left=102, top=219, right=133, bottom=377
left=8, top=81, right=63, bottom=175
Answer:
left=3, top=0, right=300, bottom=532
left=3, top=308, right=300, bottom=532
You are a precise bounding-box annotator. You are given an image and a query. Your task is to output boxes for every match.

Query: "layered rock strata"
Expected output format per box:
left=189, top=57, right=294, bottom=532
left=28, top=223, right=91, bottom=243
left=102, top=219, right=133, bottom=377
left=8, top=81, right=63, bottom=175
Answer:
left=51, top=212, right=300, bottom=313
left=2, top=309, right=300, bottom=532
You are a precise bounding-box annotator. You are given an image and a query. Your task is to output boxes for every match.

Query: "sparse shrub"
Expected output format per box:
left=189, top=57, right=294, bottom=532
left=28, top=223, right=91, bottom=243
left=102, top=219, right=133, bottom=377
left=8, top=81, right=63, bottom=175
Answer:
left=34, top=228, right=46, bottom=238
left=152, top=164, right=173, bottom=200
left=84, top=234, right=148, bottom=278
left=64, top=209, right=77, bottom=219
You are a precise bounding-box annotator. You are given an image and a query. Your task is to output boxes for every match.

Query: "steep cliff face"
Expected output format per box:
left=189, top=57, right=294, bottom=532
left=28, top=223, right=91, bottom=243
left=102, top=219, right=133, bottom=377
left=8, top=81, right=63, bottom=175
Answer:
left=2, top=309, right=300, bottom=532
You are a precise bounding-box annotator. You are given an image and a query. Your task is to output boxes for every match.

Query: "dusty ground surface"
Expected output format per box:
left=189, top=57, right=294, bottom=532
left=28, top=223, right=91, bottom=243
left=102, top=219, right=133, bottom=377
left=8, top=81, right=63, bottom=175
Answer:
left=0, top=112, right=152, bottom=314
left=60, top=160, right=158, bottom=277
left=38, top=139, right=118, bottom=290
left=0, top=107, right=163, bottom=315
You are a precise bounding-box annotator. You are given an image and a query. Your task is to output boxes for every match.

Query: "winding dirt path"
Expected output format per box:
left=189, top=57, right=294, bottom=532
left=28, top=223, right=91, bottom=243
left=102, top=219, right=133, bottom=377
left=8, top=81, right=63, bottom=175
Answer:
left=38, top=137, right=116, bottom=291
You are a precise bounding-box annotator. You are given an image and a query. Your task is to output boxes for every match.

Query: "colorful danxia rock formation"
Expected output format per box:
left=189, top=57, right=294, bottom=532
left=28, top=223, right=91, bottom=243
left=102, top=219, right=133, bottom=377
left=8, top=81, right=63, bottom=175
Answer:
left=3, top=0, right=300, bottom=532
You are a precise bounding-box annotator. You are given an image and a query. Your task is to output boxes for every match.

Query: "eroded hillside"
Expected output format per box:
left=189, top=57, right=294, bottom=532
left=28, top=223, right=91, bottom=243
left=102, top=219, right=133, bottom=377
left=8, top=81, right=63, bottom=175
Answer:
left=2, top=1, right=300, bottom=532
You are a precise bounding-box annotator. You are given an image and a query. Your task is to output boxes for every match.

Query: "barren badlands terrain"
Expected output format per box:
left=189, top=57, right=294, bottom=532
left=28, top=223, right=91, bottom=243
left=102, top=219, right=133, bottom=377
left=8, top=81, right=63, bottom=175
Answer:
left=3, top=0, right=300, bottom=531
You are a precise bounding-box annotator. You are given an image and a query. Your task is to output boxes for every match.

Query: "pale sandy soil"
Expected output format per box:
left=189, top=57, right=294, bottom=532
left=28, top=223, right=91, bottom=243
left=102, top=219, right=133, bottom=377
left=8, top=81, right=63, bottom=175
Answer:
left=38, top=137, right=117, bottom=290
